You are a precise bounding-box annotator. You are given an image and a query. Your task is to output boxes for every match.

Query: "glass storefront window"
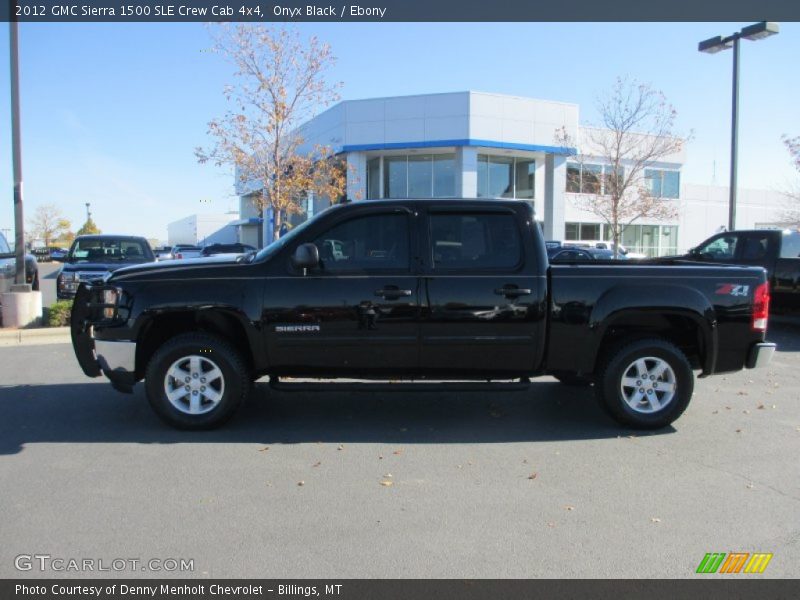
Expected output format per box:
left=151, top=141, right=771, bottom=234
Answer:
left=565, top=223, right=579, bottom=240
left=367, top=158, right=380, bottom=200
left=566, top=163, right=581, bottom=193
left=488, top=156, right=514, bottom=198
left=408, top=155, right=432, bottom=197
left=580, top=223, right=600, bottom=240
left=645, top=169, right=680, bottom=199
left=380, top=154, right=455, bottom=199
left=515, top=159, right=535, bottom=199
left=384, top=156, right=408, bottom=198
left=478, top=155, right=534, bottom=199
left=582, top=165, right=602, bottom=194
left=433, top=155, right=455, bottom=197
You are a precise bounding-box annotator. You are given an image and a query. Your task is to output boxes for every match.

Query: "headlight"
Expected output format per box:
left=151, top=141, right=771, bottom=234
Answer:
left=58, top=272, right=79, bottom=289
left=102, top=288, right=119, bottom=319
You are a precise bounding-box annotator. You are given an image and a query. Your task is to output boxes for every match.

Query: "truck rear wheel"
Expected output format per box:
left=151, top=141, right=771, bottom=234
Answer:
left=595, top=338, right=693, bottom=429
left=145, top=333, right=249, bottom=430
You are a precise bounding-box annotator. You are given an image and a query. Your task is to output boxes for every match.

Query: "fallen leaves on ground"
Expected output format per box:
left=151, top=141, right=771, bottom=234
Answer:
left=528, top=473, right=538, bottom=480
left=337, top=444, right=345, bottom=451
left=746, top=483, right=754, bottom=489
left=297, top=481, right=305, bottom=487
left=379, top=480, right=393, bottom=487
left=651, top=517, right=661, bottom=523
left=393, top=449, right=404, bottom=456
left=258, top=447, right=270, bottom=452
left=563, top=505, right=575, bottom=511
left=312, top=461, right=321, bottom=468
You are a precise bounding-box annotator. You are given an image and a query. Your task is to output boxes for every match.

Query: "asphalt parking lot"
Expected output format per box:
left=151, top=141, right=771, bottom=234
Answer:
left=0, top=323, right=798, bottom=578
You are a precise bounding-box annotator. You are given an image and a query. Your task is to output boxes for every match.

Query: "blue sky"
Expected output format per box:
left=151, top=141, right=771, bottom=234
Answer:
left=1, top=22, right=798, bottom=241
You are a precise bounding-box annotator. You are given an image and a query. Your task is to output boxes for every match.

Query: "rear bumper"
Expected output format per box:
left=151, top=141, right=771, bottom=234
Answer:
left=746, top=342, right=776, bottom=369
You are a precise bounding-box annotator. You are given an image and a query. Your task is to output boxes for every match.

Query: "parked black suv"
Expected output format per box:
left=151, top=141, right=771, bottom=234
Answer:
left=57, top=235, right=155, bottom=299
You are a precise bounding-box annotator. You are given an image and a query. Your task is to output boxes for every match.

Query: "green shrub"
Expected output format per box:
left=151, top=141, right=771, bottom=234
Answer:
left=47, top=300, right=73, bottom=327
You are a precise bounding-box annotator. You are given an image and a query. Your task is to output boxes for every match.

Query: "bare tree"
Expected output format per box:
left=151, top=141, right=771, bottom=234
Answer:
left=780, top=135, right=800, bottom=224
left=196, top=25, right=349, bottom=244
left=557, top=77, right=687, bottom=256
left=28, top=204, right=71, bottom=247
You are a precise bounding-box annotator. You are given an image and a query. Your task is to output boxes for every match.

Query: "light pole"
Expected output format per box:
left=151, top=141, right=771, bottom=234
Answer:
left=9, top=22, right=25, bottom=283
left=699, top=22, right=779, bottom=232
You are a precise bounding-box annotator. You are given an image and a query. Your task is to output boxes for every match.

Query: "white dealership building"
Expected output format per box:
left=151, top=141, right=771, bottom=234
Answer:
left=237, top=91, right=788, bottom=255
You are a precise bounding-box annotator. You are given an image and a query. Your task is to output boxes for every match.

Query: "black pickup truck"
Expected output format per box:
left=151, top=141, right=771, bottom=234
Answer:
left=677, top=229, right=800, bottom=313
left=70, top=199, right=775, bottom=430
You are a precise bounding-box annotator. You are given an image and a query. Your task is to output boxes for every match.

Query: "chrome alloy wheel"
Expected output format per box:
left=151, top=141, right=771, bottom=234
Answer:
left=163, top=355, right=225, bottom=415
left=620, top=356, right=676, bottom=414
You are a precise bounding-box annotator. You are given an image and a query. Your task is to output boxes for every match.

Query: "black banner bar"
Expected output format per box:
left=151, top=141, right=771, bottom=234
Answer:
left=3, top=0, right=800, bottom=23
left=4, top=580, right=800, bottom=600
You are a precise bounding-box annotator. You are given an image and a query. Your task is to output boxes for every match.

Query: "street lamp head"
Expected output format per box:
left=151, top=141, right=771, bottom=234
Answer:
left=698, top=36, right=732, bottom=54
left=741, top=21, right=779, bottom=41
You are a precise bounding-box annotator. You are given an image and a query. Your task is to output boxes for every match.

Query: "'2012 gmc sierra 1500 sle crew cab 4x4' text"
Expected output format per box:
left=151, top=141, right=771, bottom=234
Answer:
left=70, top=199, right=775, bottom=430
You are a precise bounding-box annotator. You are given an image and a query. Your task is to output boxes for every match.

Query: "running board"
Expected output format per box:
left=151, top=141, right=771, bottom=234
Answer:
left=267, top=377, right=531, bottom=393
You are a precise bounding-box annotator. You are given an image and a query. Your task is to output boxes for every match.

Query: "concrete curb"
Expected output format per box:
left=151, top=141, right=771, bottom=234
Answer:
left=0, top=326, right=71, bottom=347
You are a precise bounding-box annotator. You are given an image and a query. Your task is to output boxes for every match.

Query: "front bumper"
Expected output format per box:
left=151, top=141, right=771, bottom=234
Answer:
left=94, top=338, right=137, bottom=393
left=70, top=283, right=137, bottom=393
left=746, top=342, right=776, bottom=369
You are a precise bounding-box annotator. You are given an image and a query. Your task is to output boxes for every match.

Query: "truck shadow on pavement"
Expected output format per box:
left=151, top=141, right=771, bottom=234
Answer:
left=769, top=318, right=800, bottom=352
left=0, top=381, right=674, bottom=455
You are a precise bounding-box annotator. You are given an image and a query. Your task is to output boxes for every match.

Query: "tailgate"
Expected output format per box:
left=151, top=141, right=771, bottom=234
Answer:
left=70, top=282, right=101, bottom=377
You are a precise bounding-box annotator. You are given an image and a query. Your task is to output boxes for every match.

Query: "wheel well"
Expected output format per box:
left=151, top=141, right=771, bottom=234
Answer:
left=135, top=310, right=254, bottom=378
left=595, top=312, right=705, bottom=373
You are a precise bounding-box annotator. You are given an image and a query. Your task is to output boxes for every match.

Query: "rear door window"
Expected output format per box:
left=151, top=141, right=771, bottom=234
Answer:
left=429, top=212, right=522, bottom=270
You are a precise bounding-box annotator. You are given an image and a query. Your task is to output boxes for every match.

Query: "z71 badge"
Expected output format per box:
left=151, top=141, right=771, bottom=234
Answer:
left=274, top=324, right=321, bottom=333
left=716, top=283, right=750, bottom=297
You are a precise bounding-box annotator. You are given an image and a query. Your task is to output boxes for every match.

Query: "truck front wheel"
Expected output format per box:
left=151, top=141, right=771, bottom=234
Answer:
left=145, top=333, right=250, bottom=430
left=595, top=338, right=693, bottom=429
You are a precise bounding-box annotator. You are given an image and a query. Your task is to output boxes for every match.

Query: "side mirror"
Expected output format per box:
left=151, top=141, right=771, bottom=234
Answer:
left=291, top=243, right=319, bottom=270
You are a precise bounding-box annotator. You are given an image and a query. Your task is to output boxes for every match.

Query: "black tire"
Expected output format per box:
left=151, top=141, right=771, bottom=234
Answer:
left=554, top=373, right=592, bottom=387
left=595, top=338, right=693, bottom=429
left=145, top=333, right=249, bottom=430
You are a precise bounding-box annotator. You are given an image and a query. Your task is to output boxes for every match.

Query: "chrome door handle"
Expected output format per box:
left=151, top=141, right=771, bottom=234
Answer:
left=375, top=287, right=412, bottom=299
left=494, top=286, right=531, bottom=298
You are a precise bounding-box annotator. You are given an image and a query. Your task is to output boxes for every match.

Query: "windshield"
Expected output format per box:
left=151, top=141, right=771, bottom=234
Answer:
left=68, top=238, right=153, bottom=263
left=251, top=207, right=338, bottom=263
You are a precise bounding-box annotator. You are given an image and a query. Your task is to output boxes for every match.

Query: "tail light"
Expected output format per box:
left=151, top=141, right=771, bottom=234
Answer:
left=176, top=253, right=183, bottom=259
left=752, top=281, right=770, bottom=332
